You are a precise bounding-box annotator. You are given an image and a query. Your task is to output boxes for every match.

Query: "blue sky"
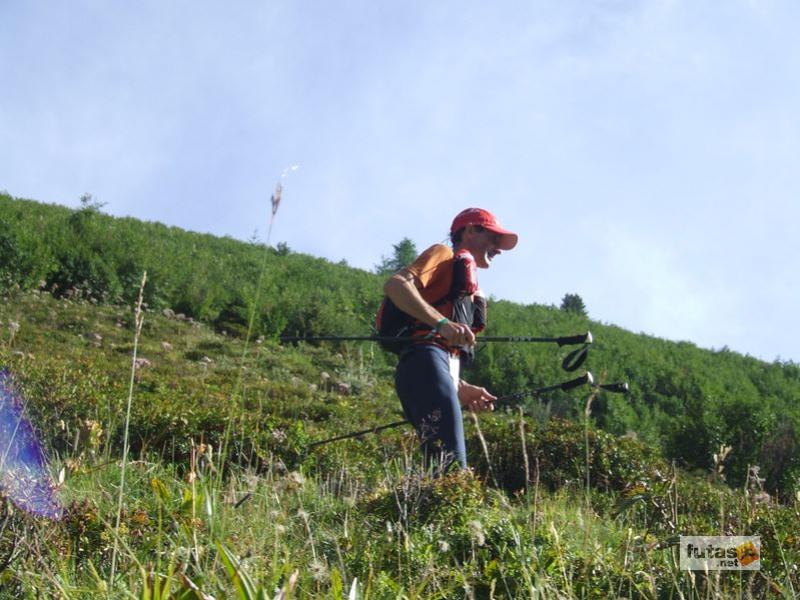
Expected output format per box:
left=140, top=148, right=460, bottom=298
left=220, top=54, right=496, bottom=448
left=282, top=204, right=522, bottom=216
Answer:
left=1, top=1, right=798, bottom=362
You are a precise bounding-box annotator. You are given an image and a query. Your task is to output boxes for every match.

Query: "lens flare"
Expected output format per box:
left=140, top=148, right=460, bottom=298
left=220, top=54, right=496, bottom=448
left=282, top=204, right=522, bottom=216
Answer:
left=0, top=369, right=62, bottom=519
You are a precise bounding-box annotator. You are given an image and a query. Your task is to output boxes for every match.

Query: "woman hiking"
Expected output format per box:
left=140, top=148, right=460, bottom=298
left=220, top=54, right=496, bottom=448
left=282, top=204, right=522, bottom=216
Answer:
left=380, top=208, right=518, bottom=473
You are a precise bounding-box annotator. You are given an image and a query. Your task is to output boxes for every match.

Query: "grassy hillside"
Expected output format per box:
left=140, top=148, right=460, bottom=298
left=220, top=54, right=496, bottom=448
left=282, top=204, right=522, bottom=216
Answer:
left=1, top=193, right=799, bottom=596
left=2, top=288, right=799, bottom=598
left=2, top=193, right=799, bottom=493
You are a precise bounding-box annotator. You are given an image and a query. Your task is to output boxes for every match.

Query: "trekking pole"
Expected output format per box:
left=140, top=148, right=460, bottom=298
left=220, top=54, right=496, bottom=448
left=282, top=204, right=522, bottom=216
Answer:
left=307, top=372, right=596, bottom=449
left=281, top=332, right=592, bottom=372
left=595, top=381, right=630, bottom=394
left=306, top=420, right=410, bottom=449
left=281, top=331, right=592, bottom=346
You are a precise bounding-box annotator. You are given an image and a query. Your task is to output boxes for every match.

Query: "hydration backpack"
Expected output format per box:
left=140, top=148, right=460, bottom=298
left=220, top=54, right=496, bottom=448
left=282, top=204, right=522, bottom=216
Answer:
left=375, top=249, right=486, bottom=355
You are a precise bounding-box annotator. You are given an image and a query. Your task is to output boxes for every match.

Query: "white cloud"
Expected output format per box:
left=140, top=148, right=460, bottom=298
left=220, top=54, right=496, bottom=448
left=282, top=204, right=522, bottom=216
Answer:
left=591, top=224, right=743, bottom=343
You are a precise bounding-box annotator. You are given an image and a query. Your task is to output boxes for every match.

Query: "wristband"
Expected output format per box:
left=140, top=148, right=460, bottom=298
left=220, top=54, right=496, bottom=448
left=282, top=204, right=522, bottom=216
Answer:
left=434, top=317, right=449, bottom=333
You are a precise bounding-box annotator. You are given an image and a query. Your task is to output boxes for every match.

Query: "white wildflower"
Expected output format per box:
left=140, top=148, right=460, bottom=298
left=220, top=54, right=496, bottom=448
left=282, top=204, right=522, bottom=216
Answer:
left=309, top=559, right=328, bottom=582
left=468, top=519, right=486, bottom=546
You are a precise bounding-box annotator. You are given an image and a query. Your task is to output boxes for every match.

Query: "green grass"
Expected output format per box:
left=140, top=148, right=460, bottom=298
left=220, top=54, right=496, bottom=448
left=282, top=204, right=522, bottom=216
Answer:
left=4, top=192, right=800, bottom=497
left=1, top=289, right=799, bottom=598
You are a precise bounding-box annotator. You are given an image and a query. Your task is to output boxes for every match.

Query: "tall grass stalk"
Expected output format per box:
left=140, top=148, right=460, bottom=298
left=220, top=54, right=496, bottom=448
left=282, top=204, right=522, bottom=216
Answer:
left=518, top=407, right=530, bottom=495
left=583, top=388, right=598, bottom=506
left=763, top=503, right=797, bottom=597
left=217, top=179, right=283, bottom=489
left=109, top=271, right=147, bottom=591
left=266, top=181, right=282, bottom=248
left=469, top=411, right=498, bottom=488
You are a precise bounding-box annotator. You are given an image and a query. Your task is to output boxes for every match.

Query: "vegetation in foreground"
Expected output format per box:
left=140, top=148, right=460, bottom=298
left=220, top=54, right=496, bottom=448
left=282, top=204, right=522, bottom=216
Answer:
left=1, top=289, right=798, bottom=598
left=0, top=193, right=799, bottom=597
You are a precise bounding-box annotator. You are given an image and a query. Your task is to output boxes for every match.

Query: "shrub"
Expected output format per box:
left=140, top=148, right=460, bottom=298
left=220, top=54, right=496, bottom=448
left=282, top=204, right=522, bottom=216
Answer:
left=361, top=469, right=487, bottom=528
left=467, top=417, right=667, bottom=494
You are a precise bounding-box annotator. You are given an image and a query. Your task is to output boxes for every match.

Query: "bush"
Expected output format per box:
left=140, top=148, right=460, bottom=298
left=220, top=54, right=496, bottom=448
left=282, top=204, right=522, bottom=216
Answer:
left=4, top=194, right=800, bottom=498
left=467, top=417, right=667, bottom=494
left=362, top=469, right=486, bottom=528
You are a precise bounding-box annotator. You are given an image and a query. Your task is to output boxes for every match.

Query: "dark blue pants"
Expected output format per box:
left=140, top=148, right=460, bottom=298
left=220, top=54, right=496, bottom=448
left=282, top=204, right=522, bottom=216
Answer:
left=395, top=344, right=467, bottom=471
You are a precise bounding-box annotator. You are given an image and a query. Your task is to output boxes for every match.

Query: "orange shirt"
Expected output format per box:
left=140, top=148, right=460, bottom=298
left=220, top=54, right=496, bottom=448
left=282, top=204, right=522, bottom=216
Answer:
left=401, top=244, right=483, bottom=354
left=405, top=244, right=457, bottom=314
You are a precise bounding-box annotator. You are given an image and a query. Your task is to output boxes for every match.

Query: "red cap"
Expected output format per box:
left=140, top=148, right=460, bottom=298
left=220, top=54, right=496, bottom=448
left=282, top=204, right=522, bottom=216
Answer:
left=450, top=208, right=518, bottom=251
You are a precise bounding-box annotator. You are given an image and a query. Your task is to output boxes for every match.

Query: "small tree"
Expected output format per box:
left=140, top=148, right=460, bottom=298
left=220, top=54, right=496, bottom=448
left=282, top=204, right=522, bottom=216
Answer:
left=68, top=193, right=106, bottom=234
left=375, top=238, right=418, bottom=275
left=78, top=192, right=106, bottom=212
left=560, top=293, right=587, bottom=317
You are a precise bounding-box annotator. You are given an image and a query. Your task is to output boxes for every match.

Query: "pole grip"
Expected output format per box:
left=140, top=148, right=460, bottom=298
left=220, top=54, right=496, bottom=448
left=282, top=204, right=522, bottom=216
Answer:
left=559, top=372, right=594, bottom=391
left=556, top=331, right=593, bottom=347
left=599, top=382, right=630, bottom=394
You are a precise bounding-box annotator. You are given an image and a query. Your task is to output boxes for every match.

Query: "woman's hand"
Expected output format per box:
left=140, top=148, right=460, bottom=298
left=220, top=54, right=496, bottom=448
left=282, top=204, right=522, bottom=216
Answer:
left=438, top=320, right=475, bottom=347
left=458, top=381, right=497, bottom=412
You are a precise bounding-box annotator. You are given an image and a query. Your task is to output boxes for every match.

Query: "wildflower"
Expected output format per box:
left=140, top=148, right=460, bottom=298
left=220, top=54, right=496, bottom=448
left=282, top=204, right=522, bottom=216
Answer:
left=753, top=491, right=771, bottom=505
left=309, top=559, right=328, bottom=582
left=83, top=420, right=103, bottom=451
left=468, top=519, right=486, bottom=546
left=289, top=471, right=306, bottom=487
left=438, top=540, right=450, bottom=552
left=271, top=182, right=282, bottom=217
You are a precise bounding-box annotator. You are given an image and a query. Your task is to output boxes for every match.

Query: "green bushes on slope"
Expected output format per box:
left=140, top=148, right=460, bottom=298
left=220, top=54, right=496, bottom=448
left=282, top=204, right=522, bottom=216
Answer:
left=2, top=193, right=800, bottom=497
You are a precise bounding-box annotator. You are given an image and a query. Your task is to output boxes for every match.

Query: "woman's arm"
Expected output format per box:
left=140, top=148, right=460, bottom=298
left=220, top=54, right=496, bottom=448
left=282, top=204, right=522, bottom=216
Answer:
left=384, top=270, right=475, bottom=346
